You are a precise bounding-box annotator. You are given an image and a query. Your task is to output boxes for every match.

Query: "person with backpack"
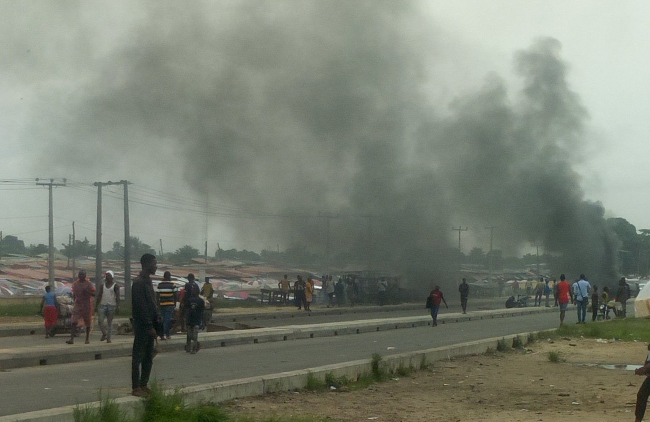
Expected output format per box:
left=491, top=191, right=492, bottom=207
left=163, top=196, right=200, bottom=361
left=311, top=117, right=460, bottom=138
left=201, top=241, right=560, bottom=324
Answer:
left=182, top=273, right=200, bottom=331
left=95, top=270, right=120, bottom=343
left=185, top=288, right=204, bottom=354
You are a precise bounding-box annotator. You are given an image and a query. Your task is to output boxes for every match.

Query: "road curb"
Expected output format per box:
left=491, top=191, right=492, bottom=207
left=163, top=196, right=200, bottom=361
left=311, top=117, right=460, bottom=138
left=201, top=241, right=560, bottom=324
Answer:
left=0, top=307, right=555, bottom=369
left=0, top=330, right=546, bottom=422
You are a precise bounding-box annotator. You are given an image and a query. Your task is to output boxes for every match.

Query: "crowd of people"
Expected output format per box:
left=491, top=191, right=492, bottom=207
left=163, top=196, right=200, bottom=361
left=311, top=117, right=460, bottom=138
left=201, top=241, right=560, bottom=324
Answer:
left=39, top=259, right=642, bottom=402
left=277, top=274, right=394, bottom=309
left=507, top=274, right=634, bottom=323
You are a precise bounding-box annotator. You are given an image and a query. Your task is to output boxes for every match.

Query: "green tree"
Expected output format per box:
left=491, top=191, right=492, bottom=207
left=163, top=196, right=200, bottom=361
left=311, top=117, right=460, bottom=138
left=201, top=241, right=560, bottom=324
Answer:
left=468, top=247, right=485, bottom=266
left=607, top=217, right=639, bottom=275
left=130, top=237, right=155, bottom=260
left=60, top=237, right=95, bottom=258
left=0, top=235, right=26, bottom=255
left=27, top=243, right=49, bottom=256
left=169, top=245, right=200, bottom=264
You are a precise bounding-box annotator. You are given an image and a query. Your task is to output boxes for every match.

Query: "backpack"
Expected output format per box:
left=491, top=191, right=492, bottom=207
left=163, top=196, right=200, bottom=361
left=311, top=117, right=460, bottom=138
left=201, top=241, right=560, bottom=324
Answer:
left=425, top=295, right=433, bottom=309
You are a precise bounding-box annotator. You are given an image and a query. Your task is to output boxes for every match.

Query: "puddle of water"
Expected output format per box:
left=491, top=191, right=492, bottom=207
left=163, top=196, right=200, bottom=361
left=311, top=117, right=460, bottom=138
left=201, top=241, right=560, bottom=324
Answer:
left=576, top=363, right=642, bottom=371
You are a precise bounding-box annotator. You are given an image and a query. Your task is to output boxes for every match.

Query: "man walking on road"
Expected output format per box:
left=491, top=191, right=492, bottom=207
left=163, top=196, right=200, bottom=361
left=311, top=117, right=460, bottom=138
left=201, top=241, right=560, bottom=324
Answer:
left=617, top=277, right=631, bottom=318
left=557, top=274, right=571, bottom=325
left=278, top=275, right=290, bottom=305
left=573, top=274, right=591, bottom=324
left=66, top=270, right=95, bottom=345
left=131, top=253, right=162, bottom=397
left=458, top=278, right=469, bottom=314
left=429, top=285, right=448, bottom=327
left=95, top=270, right=119, bottom=343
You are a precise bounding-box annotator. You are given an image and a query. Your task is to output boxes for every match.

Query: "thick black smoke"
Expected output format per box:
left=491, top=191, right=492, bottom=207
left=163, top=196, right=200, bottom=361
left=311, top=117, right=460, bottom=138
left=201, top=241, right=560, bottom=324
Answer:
left=14, top=2, right=617, bottom=288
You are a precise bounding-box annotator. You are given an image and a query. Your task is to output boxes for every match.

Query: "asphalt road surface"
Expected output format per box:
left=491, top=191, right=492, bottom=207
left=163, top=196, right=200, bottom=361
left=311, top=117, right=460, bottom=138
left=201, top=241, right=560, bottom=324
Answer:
left=0, top=309, right=567, bottom=417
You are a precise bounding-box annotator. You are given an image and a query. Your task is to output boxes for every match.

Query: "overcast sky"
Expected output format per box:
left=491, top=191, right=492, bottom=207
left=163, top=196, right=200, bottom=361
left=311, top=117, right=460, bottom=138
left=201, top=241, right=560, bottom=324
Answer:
left=1, top=1, right=649, bottom=261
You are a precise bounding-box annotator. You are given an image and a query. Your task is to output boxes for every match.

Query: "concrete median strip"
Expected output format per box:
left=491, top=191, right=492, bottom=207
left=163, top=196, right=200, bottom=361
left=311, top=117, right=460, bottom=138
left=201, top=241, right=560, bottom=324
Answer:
left=0, top=331, right=541, bottom=422
left=0, top=307, right=553, bottom=370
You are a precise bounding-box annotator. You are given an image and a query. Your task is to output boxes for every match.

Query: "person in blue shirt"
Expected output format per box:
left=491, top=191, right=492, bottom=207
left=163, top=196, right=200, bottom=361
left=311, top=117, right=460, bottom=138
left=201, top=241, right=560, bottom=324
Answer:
left=39, top=285, right=58, bottom=338
left=573, top=274, right=591, bottom=324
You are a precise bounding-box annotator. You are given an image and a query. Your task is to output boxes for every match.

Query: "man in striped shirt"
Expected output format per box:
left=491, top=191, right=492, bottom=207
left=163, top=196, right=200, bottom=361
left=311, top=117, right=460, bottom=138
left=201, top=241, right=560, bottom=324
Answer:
left=157, top=271, right=177, bottom=340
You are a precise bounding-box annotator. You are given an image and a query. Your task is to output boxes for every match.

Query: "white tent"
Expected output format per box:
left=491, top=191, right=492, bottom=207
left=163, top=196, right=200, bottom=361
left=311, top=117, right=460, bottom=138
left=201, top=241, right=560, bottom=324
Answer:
left=635, top=282, right=650, bottom=318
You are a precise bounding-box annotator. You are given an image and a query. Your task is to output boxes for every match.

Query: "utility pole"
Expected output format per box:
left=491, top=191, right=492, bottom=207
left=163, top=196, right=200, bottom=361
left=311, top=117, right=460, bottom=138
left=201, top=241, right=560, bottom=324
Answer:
left=452, top=226, right=468, bottom=285
left=159, top=239, right=163, bottom=257
left=485, top=226, right=497, bottom=283
left=94, top=182, right=107, bottom=289
left=121, top=180, right=131, bottom=304
left=363, top=215, right=374, bottom=272
left=319, top=212, right=339, bottom=275
left=94, top=180, right=131, bottom=297
left=36, top=178, right=66, bottom=289
left=67, top=234, right=71, bottom=269
left=533, top=242, right=543, bottom=275
left=203, top=194, right=209, bottom=265
left=72, top=221, right=76, bottom=280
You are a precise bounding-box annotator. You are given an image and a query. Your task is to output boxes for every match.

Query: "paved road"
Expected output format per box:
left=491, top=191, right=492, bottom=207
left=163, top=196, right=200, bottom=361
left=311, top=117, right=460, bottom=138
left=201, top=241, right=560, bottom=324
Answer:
left=0, top=309, right=564, bottom=417
left=0, top=300, right=505, bottom=349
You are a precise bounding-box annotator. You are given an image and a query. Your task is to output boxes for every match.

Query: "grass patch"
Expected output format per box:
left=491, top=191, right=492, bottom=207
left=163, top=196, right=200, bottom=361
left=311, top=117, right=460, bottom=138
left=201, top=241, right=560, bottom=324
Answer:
left=496, top=338, right=508, bottom=352
left=0, top=302, right=41, bottom=317
left=556, top=318, right=648, bottom=342
left=371, top=353, right=389, bottom=381
left=74, top=393, right=125, bottom=422
left=305, top=372, right=326, bottom=391
left=72, top=383, right=334, bottom=422
left=395, top=364, right=415, bottom=377
left=324, top=372, right=350, bottom=389
left=512, top=335, right=524, bottom=349
left=548, top=351, right=564, bottom=363
left=527, top=332, right=537, bottom=345
left=419, top=355, right=430, bottom=370
left=140, top=384, right=227, bottom=422
left=213, top=298, right=264, bottom=309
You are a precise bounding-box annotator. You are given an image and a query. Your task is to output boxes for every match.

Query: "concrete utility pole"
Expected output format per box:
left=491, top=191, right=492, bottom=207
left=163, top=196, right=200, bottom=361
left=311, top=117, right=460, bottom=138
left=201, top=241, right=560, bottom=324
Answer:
left=94, top=182, right=104, bottom=288
left=533, top=242, right=543, bottom=275
left=485, top=226, right=497, bottom=283
left=121, top=180, right=131, bottom=304
left=364, top=215, right=374, bottom=271
left=36, top=178, right=66, bottom=289
left=319, top=212, right=339, bottom=276
left=452, top=227, right=468, bottom=285
left=72, top=221, right=76, bottom=280
left=94, top=180, right=131, bottom=299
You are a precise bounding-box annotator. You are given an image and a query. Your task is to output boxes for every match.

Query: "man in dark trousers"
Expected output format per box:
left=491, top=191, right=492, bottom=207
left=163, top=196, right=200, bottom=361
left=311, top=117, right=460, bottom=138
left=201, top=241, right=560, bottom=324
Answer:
left=458, top=278, right=469, bottom=314
left=429, top=284, right=448, bottom=327
left=157, top=271, right=177, bottom=340
left=185, top=288, right=205, bottom=354
left=131, top=253, right=162, bottom=397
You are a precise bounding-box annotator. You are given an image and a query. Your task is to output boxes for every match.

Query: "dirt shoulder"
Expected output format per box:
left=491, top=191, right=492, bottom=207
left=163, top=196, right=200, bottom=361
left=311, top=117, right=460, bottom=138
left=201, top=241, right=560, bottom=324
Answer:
left=224, top=337, right=647, bottom=422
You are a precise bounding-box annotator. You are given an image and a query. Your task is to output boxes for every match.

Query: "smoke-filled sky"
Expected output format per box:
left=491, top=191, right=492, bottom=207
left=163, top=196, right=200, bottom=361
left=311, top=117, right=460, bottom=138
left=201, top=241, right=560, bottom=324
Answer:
left=1, top=1, right=649, bottom=283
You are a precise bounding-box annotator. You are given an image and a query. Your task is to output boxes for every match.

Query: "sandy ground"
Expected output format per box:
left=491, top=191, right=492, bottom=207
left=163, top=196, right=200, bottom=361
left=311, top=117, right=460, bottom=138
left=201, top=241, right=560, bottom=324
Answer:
left=224, top=337, right=650, bottom=422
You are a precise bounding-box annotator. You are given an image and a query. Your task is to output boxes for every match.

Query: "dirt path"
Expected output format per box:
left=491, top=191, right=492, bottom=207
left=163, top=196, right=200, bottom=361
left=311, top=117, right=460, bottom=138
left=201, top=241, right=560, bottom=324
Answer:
left=224, top=337, right=648, bottom=421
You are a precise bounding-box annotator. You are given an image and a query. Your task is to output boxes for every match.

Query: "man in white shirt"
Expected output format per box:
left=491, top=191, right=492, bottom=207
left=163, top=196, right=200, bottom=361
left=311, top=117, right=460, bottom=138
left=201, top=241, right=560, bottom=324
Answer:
left=573, top=274, right=591, bottom=324
left=95, top=270, right=120, bottom=343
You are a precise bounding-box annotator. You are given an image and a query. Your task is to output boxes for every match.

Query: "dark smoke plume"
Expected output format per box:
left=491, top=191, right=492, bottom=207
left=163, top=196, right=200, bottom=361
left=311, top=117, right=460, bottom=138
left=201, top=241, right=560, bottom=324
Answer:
left=17, top=2, right=617, bottom=289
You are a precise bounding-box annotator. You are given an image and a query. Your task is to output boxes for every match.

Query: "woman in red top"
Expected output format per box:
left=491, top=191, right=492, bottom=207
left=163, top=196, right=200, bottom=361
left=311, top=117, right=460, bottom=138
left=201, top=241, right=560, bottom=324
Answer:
left=428, top=285, right=448, bottom=327
left=557, top=274, right=571, bottom=325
